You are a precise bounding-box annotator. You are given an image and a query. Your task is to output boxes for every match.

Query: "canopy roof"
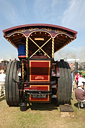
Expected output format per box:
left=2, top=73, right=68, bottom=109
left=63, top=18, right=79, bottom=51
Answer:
left=3, top=24, right=77, bottom=55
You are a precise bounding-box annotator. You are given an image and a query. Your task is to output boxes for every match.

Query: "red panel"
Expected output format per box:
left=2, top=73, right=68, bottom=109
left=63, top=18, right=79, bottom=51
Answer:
left=30, top=85, right=49, bottom=90
left=30, top=95, right=49, bottom=102
left=29, top=85, right=49, bottom=102
left=24, top=86, right=48, bottom=90
left=24, top=85, right=49, bottom=91
left=29, top=60, right=50, bottom=81
left=18, top=55, right=26, bottom=58
left=31, top=62, right=49, bottom=67
left=30, top=75, right=49, bottom=81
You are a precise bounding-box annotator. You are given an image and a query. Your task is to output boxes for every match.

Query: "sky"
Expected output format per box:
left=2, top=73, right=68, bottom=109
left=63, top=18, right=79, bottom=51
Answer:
left=0, top=0, right=85, bottom=62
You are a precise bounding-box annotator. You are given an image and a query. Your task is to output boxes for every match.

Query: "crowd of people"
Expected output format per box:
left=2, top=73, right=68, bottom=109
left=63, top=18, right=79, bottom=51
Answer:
left=0, top=70, right=6, bottom=96
left=72, top=72, right=85, bottom=108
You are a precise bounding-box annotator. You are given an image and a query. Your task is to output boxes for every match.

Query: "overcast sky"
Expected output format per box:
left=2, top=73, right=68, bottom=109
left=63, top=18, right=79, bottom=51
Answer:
left=0, top=0, right=85, bottom=62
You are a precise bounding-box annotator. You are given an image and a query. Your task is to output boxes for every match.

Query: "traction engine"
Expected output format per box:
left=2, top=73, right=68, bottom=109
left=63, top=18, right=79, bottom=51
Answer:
left=3, top=24, right=77, bottom=111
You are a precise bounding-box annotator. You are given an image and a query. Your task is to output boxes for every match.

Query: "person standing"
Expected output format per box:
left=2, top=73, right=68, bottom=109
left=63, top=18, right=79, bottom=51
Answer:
left=71, top=72, right=74, bottom=92
left=75, top=76, right=85, bottom=107
left=75, top=72, right=81, bottom=87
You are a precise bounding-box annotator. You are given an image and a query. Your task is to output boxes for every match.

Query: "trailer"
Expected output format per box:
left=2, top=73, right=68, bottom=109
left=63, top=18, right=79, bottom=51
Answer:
left=3, top=24, right=77, bottom=111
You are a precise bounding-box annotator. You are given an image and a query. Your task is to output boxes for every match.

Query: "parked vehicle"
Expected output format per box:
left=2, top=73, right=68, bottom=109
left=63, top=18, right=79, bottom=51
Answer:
left=3, top=24, right=77, bottom=111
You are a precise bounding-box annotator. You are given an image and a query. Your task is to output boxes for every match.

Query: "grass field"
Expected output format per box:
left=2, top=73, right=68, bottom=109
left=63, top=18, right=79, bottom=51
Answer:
left=0, top=92, right=85, bottom=128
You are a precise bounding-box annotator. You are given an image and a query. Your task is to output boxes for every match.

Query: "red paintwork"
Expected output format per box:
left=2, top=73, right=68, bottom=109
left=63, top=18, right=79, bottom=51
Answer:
left=30, top=75, right=49, bottom=81
left=30, top=96, right=49, bottom=102
left=3, top=24, right=77, bottom=55
left=29, top=60, right=50, bottom=81
left=24, top=81, right=50, bottom=85
left=24, top=86, right=49, bottom=91
left=29, top=85, right=49, bottom=102
left=18, top=55, right=26, bottom=58
left=30, top=61, right=49, bottom=67
left=3, top=23, right=77, bottom=37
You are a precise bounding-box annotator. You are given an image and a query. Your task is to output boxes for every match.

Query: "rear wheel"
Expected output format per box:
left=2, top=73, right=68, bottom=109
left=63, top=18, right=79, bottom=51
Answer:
left=57, top=60, right=72, bottom=104
left=5, top=60, right=20, bottom=106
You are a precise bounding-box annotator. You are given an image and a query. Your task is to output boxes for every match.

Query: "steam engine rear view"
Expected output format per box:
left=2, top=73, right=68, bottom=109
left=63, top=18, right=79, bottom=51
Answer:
left=3, top=24, right=77, bottom=111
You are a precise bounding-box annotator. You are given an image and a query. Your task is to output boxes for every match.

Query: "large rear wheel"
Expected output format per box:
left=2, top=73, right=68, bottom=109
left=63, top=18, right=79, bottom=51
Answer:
left=57, top=60, right=72, bottom=104
left=5, top=60, right=20, bottom=106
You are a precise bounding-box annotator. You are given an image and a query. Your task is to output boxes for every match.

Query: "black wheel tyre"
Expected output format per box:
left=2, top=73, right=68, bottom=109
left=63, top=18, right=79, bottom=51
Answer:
left=5, top=60, right=20, bottom=106
left=20, top=102, right=27, bottom=111
left=57, top=60, right=72, bottom=104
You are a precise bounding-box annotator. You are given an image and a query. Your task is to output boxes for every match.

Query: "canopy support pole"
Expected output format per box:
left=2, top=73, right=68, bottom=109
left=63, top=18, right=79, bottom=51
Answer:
left=22, top=62, right=24, bottom=79
left=52, top=38, right=54, bottom=58
left=26, top=36, right=28, bottom=58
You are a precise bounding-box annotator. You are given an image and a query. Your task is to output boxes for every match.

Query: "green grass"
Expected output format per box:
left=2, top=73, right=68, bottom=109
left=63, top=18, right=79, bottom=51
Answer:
left=0, top=93, right=85, bottom=128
